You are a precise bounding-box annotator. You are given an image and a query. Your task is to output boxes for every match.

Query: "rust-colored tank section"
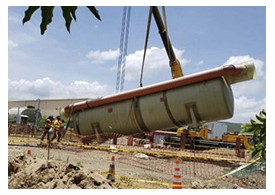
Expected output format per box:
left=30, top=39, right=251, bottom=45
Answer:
left=63, top=61, right=256, bottom=137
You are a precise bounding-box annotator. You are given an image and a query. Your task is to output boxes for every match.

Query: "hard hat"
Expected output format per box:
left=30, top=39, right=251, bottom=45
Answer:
left=56, top=115, right=61, bottom=120
left=48, top=114, right=53, bottom=118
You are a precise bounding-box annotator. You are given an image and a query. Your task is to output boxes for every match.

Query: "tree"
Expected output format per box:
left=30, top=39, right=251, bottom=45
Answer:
left=38, top=115, right=47, bottom=128
left=22, top=6, right=101, bottom=35
left=241, top=109, right=266, bottom=160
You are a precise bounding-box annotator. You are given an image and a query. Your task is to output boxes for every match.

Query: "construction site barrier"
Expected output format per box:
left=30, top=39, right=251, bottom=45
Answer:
left=8, top=133, right=265, bottom=189
left=8, top=138, right=249, bottom=165
left=107, top=156, right=115, bottom=182
left=172, top=159, right=183, bottom=189
left=97, top=156, right=261, bottom=189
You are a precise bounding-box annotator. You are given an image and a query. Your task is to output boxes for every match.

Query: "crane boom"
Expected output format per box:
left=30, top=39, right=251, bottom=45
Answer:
left=151, top=6, right=184, bottom=78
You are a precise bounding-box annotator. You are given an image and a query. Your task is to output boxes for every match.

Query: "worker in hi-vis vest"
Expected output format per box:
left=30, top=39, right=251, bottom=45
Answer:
left=50, top=115, right=62, bottom=143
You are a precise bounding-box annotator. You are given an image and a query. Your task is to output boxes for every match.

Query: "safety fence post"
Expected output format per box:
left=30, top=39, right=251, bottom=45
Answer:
left=236, top=137, right=245, bottom=158
left=112, top=135, right=117, bottom=145
left=107, top=155, right=115, bottom=182
left=27, top=149, right=32, bottom=157
left=180, top=133, right=186, bottom=150
left=127, top=136, right=133, bottom=146
left=172, top=158, right=183, bottom=189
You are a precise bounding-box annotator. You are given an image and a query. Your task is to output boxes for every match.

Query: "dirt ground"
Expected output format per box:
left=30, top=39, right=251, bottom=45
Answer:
left=8, top=135, right=266, bottom=189
left=8, top=152, right=115, bottom=189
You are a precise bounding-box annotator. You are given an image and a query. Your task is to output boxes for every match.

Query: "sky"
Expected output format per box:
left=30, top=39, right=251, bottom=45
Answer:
left=8, top=6, right=266, bottom=124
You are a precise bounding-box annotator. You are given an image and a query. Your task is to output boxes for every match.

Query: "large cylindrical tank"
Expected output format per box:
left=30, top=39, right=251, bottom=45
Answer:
left=8, top=106, right=42, bottom=124
left=64, top=62, right=256, bottom=137
left=72, top=77, right=233, bottom=136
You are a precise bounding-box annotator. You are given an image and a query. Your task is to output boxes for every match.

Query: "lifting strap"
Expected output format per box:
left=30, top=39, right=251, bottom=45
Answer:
left=139, top=7, right=153, bottom=88
left=139, top=6, right=172, bottom=87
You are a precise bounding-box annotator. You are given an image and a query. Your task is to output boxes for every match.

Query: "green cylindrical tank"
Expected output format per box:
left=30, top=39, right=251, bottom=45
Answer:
left=8, top=106, right=41, bottom=125
left=73, top=77, right=233, bottom=136
left=63, top=62, right=256, bottom=139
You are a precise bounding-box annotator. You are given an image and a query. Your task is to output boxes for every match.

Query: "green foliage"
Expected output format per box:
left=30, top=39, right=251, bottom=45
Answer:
left=22, top=6, right=39, bottom=23
left=86, top=6, right=101, bottom=21
left=61, top=6, right=77, bottom=33
left=241, top=109, right=266, bottom=160
left=38, top=115, right=48, bottom=128
left=40, top=6, right=55, bottom=34
left=23, top=6, right=101, bottom=35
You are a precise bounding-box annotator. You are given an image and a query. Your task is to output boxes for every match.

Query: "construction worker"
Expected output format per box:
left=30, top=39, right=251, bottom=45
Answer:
left=40, top=114, right=54, bottom=144
left=50, top=115, right=62, bottom=143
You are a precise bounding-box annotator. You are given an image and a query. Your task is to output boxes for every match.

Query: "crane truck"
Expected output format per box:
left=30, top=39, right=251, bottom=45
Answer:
left=153, top=126, right=254, bottom=149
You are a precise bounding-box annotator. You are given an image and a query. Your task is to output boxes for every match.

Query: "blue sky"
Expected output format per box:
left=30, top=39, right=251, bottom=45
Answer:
left=8, top=6, right=266, bottom=123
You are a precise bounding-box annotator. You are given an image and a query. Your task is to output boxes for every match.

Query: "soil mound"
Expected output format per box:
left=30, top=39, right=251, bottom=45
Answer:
left=8, top=153, right=116, bottom=189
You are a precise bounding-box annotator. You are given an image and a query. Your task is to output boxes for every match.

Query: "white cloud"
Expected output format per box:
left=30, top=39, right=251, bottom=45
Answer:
left=8, top=14, right=21, bottom=24
left=8, top=40, right=18, bottom=49
left=223, top=55, right=265, bottom=78
left=115, top=46, right=189, bottom=81
left=86, top=49, right=119, bottom=64
left=231, top=80, right=266, bottom=98
left=227, top=96, right=266, bottom=123
left=196, top=60, right=204, bottom=65
left=8, top=78, right=109, bottom=101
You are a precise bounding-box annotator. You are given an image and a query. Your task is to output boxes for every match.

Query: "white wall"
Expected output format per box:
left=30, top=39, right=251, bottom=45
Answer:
left=207, top=122, right=228, bottom=139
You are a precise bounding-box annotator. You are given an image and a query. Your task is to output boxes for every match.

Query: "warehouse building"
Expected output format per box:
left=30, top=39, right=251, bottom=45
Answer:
left=8, top=98, right=88, bottom=118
